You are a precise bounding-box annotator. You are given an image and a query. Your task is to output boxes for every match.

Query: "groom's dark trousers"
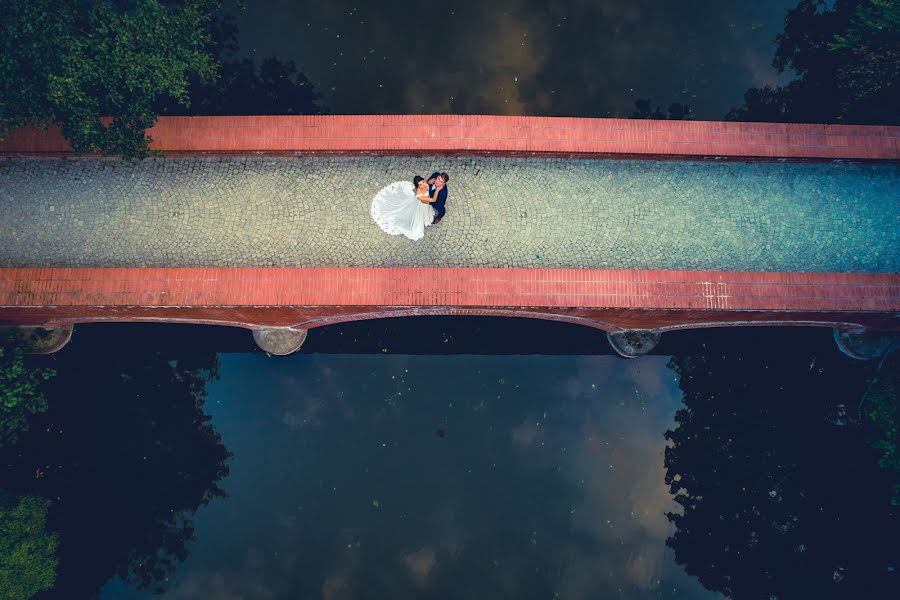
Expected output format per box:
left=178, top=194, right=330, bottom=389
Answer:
left=429, top=171, right=448, bottom=220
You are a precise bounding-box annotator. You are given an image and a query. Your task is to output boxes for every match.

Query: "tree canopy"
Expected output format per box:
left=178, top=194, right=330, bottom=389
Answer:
left=728, top=0, right=899, bottom=124
left=0, top=493, right=58, bottom=600
left=1, top=1, right=325, bottom=156
left=0, top=0, right=221, bottom=157
left=0, top=331, right=55, bottom=448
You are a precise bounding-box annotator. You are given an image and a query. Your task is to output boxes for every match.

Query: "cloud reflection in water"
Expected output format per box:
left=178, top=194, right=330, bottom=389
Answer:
left=106, top=354, right=716, bottom=599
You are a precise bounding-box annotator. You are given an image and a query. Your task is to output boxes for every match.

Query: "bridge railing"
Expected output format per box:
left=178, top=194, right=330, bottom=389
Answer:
left=1, top=115, right=898, bottom=160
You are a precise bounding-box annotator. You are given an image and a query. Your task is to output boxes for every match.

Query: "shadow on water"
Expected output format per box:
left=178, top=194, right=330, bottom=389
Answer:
left=46, top=317, right=867, bottom=357
left=49, top=317, right=614, bottom=355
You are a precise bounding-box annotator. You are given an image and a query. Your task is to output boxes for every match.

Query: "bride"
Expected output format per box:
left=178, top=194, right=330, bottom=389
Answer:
left=370, top=176, right=436, bottom=241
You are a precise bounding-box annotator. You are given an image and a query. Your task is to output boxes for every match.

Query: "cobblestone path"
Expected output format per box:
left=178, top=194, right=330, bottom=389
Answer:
left=1, top=156, right=897, bottom=272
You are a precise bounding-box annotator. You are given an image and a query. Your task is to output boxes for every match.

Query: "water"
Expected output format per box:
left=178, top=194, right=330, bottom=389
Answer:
left=221, top=0, right=796, bottom=119
left=3, top=322, right=896, bottom=599
left=108, top=353, right=704, bottom=599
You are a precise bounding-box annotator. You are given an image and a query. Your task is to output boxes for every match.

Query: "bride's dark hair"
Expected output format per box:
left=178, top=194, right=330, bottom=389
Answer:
left=412, top=175, right=424, bottom=191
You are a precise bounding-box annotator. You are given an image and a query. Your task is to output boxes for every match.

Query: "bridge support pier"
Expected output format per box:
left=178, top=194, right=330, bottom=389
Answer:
left=4, top=326, right=74, bottom=354
left=607, top=329, right=661, bottom=358
left=833, top=328, right=898, bottom=361
left=252, top=327, right=309, bottom=356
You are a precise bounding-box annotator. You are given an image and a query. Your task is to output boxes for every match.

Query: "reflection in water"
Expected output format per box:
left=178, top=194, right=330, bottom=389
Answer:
left=0, top=347, right=231, bottom=599
left=2, top=325, right=895, bottom=598
left=223, top=0, right=796, bottom=119
left=665, top=332, right=899, bottom=597
left=104, top=353, right=710, bottom=599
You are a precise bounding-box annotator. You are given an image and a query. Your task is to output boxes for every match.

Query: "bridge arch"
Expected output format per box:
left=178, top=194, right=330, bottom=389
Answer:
left=17, top=310, right=884, bottom=358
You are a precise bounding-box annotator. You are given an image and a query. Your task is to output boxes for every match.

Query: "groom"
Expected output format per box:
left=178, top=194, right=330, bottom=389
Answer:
left=425, top=172, right=450, bottom=225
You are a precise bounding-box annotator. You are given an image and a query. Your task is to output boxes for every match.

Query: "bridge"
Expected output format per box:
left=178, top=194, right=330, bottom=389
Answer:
left=1, top=115, right=898, bottom=357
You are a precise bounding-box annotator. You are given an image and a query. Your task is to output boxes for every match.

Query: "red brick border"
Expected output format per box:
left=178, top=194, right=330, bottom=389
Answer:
left=1, top=116, right=897, bottom=160
left=1, top=267, right=897, bottom=333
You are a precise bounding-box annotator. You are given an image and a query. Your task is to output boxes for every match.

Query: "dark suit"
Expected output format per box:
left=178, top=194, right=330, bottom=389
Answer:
left=428, top=171, right=448, bottom=220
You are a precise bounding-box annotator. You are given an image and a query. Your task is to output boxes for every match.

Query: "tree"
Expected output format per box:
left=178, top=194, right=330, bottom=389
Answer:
left=829, top=0, right=900, bottom=122
left=0, top=331, right=55, bottom=448
left=0, top=493, right=58, bottom=600
left=663, top=328, right=899, bottom=598
left=727, top=0, right=899, bottom=124
left=0, top=345, right=231, bottom=597
left=0, top=0, right=221, bottom=157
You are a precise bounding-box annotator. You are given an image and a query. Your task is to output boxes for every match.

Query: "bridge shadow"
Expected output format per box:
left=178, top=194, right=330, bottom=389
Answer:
left=57, top=317, right=843, bottom=358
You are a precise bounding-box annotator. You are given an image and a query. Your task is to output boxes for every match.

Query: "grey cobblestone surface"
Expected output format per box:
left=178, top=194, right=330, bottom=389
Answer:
left=1, top=156, right=897, bottom=272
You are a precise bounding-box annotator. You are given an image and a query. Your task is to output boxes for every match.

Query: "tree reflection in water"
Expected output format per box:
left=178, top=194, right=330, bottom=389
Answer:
left=0, top=345, right=231, bottom=599
left=664, top=329, right=898, bottom=597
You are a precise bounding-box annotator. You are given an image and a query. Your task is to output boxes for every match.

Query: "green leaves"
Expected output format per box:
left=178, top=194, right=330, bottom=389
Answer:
left=0, top=332, right=55, bottom=447
left=0, top=0, right=222, bottom=157
left=0, top=493, right=58, bottom=600
left=828, top=0, right=900, bottom=117
left=727, top=0, right=899, bottom=125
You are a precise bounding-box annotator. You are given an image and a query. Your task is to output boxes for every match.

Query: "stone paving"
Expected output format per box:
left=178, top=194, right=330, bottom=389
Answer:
left=0, top=156, right=897, bottom=272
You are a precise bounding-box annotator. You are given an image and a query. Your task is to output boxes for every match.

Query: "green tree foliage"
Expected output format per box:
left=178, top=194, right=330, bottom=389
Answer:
left=829, top=0, right=900, bottom=121
left=728, top=0, right=899, bottom=124
left=664, top=328, right=898, bottom=597
left=0, top=332, right=55, bottom=448
left=0, top=0, right=221, bottom=157
left=0, top=493, right=58, bottom=600
left=0, top=343, right=230, bottom=597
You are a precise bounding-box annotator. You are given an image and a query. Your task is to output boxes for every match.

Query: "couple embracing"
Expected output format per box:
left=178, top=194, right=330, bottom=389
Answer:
left=370, top=171, right=450, bottom=241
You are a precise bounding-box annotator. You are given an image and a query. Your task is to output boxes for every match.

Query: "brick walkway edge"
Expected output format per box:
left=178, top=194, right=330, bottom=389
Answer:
left=1, top=116, right=898, bottom=160
left=2, top=267, right=898, bottom=333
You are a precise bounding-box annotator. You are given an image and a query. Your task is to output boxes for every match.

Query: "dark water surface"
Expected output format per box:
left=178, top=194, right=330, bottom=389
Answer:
left=106, top=352, right=707, bottom=599
left=4, top=322, right=897, bottom=599
left=222, top=0, right=795, bottom=119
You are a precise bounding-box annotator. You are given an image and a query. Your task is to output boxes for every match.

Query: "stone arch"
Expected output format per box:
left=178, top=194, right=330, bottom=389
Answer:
left=20, top=312, right=887, bottom=357
left=285, top=308, right=626, bottom=333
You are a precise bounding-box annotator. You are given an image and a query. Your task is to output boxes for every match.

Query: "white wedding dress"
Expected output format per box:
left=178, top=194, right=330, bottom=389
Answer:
left=370, top=181, right=436, bottom=241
